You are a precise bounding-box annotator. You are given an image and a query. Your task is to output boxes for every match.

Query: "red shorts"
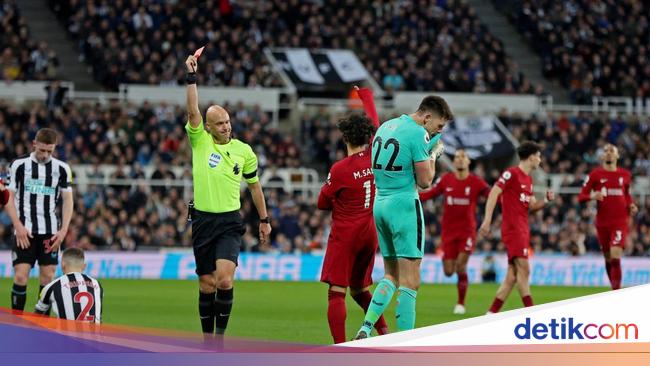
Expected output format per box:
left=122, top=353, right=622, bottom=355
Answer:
left=502, top=233, right=530, bottom=264
left=320, top=224, right=378, bottom=288
left=597, top=224, right=628, bottom=252
left=441, top=233, right=476, bottom=261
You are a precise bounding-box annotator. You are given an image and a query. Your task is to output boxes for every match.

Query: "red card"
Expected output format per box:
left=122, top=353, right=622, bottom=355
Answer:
left=194, top=46, right=205, bottom=59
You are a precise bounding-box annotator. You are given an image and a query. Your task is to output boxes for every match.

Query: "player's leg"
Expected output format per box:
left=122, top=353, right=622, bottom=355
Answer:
left=596, top=226, right=613, bottom=285
left=355, top=258, right=397, bottom=339
left=513, top=257, right=533, bottom=307
left=396, top=258, right=421, bottom=331
left=392, top=198, right=425, bottom=331
left=454, top=249, right=471, bottom=315
left=441, top=236, right=458, bottom=277
left=321, top=236, right=352, bottom=344
left=11, top=263, right=30, bottom=312
left=11, top=236, right=37, bottom=312
left=349, top=231, right=389, bottom=336
left=608, top=227, right=626, bottom=290
left=487, top=263, right=516, bottom=314
left=326, top=285, right=348, bottom=343
left=350, top=286, right=389, bottom=335
left=37, top=237, right=59, bottom=315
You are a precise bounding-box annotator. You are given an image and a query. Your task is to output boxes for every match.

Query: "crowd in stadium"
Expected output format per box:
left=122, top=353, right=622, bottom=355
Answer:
left=0, top=98, right=648, bottom=256
left=497, top=0, right=650, bottom=103
left=46, top=0, right=538, bottom=94
left=1, top=0, right=59, bottom=81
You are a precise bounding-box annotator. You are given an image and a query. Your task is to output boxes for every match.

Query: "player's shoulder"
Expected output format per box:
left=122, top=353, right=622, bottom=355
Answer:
left=617, top=167, right=632, bottom=177
left=51, top=157, right=71, bottom=170
left=469, top=173, right=487, bottom=183
left=589, top=166, right=604, bottom=175
left=329, top=158, right=350, bottom=176
left=10, top=155, right=31, bottom=167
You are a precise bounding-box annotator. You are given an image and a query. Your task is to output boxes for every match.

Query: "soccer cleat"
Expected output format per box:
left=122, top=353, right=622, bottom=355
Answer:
left=486, top=311, right=494, bottom=315
left=353, top=330, right=369, bottom=340
left=453, top=304, right=466, bottom=315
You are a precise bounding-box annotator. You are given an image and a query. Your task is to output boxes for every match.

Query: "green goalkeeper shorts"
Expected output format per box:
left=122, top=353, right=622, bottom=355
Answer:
left=373, top=194, right=425, bottom=259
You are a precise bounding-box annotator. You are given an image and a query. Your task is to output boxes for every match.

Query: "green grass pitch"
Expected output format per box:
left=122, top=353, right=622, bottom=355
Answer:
left=0, top=278, right=608, bottom=344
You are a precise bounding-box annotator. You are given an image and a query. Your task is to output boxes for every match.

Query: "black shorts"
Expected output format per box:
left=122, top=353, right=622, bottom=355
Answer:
left=192, top=210, right=245, bottom=276
left=12, top=234, right=59, bottom=267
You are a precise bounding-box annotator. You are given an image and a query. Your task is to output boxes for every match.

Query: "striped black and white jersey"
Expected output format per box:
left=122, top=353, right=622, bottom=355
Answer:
left=35, top=272, right=103, bottom=323
left=8, top=153, right=73, bottom=235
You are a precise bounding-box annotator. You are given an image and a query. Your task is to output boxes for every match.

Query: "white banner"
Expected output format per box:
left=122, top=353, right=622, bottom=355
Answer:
left=285, top=49, right=325, bottom=84
left=325, top=49, right=368, bottom=82
left=347, top=284, right=650, bottom=346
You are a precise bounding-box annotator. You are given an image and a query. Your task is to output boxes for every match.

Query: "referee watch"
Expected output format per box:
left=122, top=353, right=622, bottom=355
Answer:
left=260, top=217, right=271, bottom=224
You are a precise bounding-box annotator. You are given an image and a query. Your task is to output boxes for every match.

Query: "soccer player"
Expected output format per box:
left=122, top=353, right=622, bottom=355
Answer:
left=479, top=141, right=553, bottom=313
left=5, top=128, right=74, bottom=313
left=35, top=248, right=103, bottom=323
left=418, top=149, right=489, bottom=314
left=578, top=143, right=637, bottom=290
left=318, top=87, right=389, bottom=343
left=355, top=96, right=452, bottom=339
left=185, top=54, right=272, bottom=336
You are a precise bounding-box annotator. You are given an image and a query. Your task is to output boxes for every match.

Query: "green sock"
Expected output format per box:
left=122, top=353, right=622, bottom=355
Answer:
left=358, top=278, right=396, bottom=335
left=396, top=286, right=417, bottom=331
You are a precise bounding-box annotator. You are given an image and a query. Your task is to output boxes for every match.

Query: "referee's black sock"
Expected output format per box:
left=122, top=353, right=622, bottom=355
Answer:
left=214, top=288, right=233, bottom=335
left=199, top=291, right=216, bottom=334
left=11, top=284, right=27, bottom=311
left=38, top=285, right=51, bottom=316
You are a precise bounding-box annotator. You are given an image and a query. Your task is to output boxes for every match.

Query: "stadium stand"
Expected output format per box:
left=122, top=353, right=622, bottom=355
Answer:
left=0, top=100, right=648, bottom=256
left=1, top=0, right=59, bottom=81
left=495, top=0, right=650, bottom=103
left=47, top=0, right=539, bottom=94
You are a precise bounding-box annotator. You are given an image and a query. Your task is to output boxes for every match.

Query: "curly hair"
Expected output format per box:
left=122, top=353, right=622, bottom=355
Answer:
left=337, top=114, right=376, bottom=148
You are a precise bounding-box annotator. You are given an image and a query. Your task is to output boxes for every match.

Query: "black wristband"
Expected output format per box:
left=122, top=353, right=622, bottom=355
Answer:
left=260, top=217, right=270, bottom=224
left=186, top=72, right=197, bottom=84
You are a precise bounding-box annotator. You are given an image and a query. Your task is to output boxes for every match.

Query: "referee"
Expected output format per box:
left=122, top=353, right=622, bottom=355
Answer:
left=35, top=248, right=103, bottom=323
left=5, top=128, right=74, bottom=313
left=185, top=54, right=272, bottom=336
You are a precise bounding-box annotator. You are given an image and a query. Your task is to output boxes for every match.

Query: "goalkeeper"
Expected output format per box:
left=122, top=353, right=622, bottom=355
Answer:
left=354, top=96, right=453, bottom=339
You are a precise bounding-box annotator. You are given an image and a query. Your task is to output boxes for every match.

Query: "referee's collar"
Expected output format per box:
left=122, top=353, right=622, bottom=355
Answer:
left=30, top=152, right=52, bottom=164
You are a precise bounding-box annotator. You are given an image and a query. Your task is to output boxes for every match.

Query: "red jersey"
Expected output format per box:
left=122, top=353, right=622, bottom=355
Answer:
left=317, top=87, right=380, bottom=230
left=578, top=167, right=633, bottom=227
left=0, top=179, right=8, bottom=206
left=495, top=166, right=534, bottom=239
left=318, top=151, right=375, bottom=229
left=419, top=172, right=489, bottom=238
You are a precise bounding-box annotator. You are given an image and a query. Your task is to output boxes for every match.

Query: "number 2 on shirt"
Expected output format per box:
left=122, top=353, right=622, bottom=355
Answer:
left=372, top=137, right=403, bottom=171
left=74, top=291, right=95, bottom=322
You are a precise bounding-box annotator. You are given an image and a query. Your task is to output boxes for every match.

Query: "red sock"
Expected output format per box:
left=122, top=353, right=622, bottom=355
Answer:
left=605, top=261, right=612, bottom=283
left=522, top=295, right=534, bottom=307
left=488, top=298, right=504, bottom=313
left=610, top=259, right=622, bottom=290
left=327, top=290, right=346, bottom=343
left=352, top=291, right=389, bottom=335
left=457, top=272, right=468, bottom=306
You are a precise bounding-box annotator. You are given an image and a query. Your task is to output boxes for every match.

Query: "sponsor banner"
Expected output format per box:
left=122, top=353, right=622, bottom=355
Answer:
left=0, top=251, right=649, bottom=287
left=271, top=48, right=368, bottom=92
left=347, top=284, right=650, bottom=347
left=441, top=116, right=516, bottom=159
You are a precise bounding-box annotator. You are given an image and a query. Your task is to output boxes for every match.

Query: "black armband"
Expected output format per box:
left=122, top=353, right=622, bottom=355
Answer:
left=186, top=72, right=197, bottom=85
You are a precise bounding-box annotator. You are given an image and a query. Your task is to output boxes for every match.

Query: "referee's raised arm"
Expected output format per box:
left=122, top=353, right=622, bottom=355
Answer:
left=185, top=55, right=201, bottom=128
